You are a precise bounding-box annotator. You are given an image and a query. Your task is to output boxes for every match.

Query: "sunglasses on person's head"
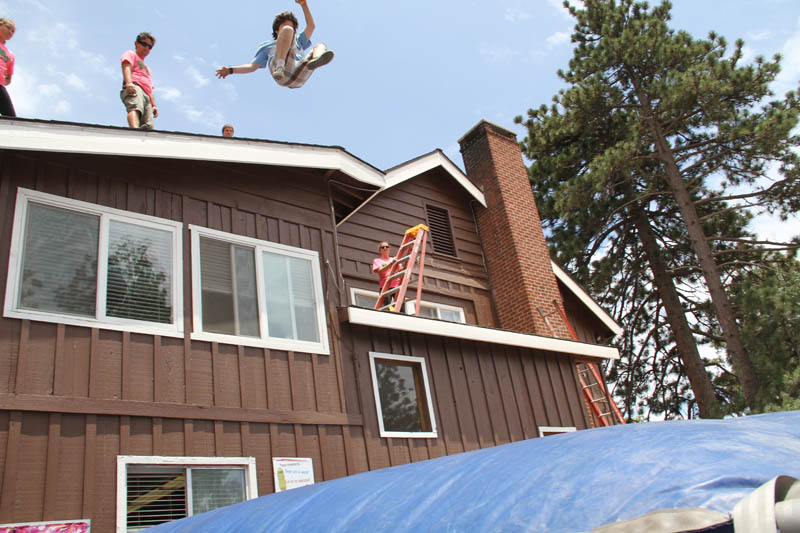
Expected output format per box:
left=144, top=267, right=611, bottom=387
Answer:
left=137, top=39, right=153, bottom=49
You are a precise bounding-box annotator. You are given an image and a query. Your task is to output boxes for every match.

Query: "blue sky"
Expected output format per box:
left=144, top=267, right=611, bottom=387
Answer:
left=2, top=0, right=799, bottom=238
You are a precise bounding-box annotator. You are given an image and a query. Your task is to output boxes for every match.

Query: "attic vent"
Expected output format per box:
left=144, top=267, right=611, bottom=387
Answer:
left=425, top=204, right=457, bottom=256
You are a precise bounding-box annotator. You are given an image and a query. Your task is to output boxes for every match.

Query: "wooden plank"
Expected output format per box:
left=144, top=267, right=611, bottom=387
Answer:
left=267, top=350, right=292, bottom=411
left=408, top=332, right=444, bottom=460
left=442, top=337, right=479, bottom=452
left=0, top=411, right=21, bottom=522
left=490, top=344, right=524, bottom=442
left=13, top=412, right=48, bottom=521
left=0, top=393, right=365, bottom=426
left=81, top=414, right=96, bottom=520
left=241, top=347, right=268, bottom=410
left=152, top=417, right=163, bottom=454
left=530, top=352, right=559, bottom=427
left=67, top=326, right=91, bottom=398
left=13, top=319, right=29, bottom=393
left=42, top=413, right=62, bottom=519
left=546, top=353, right=574, bottom=427
left=459, top=340, right=493, bottom=449
left=505, top=348, right=538, bottom=439
left=52, top=324, right=67, bottom=396
left=54, top=414, right=87, bottom=519
left=161, top=418, right=185, bottom=456
left=156, top=336, right=186, bottom=404
left=474, top=342, right=511, bottom=446
left=424, top=336, right=463, bottom=455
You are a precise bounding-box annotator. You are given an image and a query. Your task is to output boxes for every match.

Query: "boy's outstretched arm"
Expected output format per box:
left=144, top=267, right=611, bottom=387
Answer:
left=297, top=0, right=315, bottom=40
left=216, top=62, right=259, bottom=79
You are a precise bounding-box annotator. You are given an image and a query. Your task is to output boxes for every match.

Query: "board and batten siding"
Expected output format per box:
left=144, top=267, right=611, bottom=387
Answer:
left=0, top=150, right=592, bottom=531
left=337, top=166, right=497, bottom=326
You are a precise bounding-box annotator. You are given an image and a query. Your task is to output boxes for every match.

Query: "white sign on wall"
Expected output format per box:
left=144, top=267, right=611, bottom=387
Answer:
left=272, top=457, right=315, bottom=492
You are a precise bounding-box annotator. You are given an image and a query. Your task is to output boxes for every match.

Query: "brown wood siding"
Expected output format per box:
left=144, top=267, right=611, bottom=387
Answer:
left=0, top=149, right=592, bottom=530
left=337, top=167, right=498, bottom=327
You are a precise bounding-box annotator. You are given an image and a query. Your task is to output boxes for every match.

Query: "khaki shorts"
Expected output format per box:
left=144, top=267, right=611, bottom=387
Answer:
left=120, top=84, right=154, bottom=129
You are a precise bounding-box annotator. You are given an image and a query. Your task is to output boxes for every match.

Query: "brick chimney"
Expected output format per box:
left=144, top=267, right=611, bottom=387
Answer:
left=459, top=120, right=571, bottom=339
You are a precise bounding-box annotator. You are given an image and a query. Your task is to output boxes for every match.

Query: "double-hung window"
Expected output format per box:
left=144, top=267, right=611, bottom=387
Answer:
left=190, top=225, right=329, bottom=354
left=117, top=456, right=257, bottom=532
left=4, top=188, right=183, bottom=336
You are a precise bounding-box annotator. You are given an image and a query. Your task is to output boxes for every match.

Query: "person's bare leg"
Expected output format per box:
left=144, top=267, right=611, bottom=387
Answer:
left=274, top=25, right=294, bottom=64
left=307, top=43, right=334, bottom=70
left=127, top=110, right=140, bottom=128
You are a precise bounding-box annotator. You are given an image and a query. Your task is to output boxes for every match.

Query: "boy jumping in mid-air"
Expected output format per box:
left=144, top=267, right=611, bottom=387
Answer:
left=215, top=0, right=333, bottom=89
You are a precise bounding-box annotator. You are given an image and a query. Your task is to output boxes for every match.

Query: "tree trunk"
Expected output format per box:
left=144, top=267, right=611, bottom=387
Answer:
left=632, top=205, right=722, bottom=417
left=631, top=85, right=760, bottom=407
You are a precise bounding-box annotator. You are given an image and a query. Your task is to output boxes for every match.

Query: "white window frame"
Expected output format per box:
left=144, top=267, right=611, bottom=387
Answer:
left=350, top=287, right=379, bottom=308
left=190, top=225, right=330, bottom=354
left=404, top=300, right=466, bottom=323
left=349, top=287, right=466, bottom=324
left=369, top=351, right=438, bottom=439
left=4, top=188, right=184, bottom=337
left=116, top=455, right=258, bottom=533
left=538, top=426, right=577, bottom=437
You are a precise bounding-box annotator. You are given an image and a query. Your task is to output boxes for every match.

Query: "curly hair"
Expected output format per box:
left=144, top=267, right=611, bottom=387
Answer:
left=272, top=11, right=298, bottom=39
left=136, top=31, right=156, bottom=45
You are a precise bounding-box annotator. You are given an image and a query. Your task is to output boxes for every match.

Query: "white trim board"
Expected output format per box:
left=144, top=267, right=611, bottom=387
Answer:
left=0, top=120, right=385, bottom=188
left=551, top=262, right=623, bottom=336
left=347, top=307, right=620, bottom=360
left=384, top=151, right=486, bottom=206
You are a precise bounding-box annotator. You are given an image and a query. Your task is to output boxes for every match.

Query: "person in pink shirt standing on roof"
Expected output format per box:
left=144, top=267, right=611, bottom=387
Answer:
left=120, top=32, right=158, bottom=129
left=0, top=17, right=16, bottom=117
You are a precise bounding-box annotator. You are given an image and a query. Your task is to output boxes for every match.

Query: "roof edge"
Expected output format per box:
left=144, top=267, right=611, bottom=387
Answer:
left=384, top=150, right=486, bottom=206
left=551, top=261, right=623, bottom=336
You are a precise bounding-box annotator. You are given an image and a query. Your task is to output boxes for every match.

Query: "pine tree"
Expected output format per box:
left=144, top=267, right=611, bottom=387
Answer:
left=516, top=0, right=800, bottom=410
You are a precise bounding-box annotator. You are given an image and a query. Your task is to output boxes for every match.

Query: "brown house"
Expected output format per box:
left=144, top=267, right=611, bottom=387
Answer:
left=0, top=118, right=622, bottom=531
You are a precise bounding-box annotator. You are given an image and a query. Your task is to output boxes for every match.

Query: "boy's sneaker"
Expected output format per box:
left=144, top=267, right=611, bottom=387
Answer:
left=307, top=50, right=334, bottom=70
left=271, top=66, right=287, bottom=82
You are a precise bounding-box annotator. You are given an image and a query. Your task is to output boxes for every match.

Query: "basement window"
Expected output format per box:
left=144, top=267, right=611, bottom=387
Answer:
left=538, top=426, right=576, bottom=437
left=117, top=456, right=257, bottom=532
left=425, top=204, right=457, bottom=256
left=369, top=352, right=437, bottom=438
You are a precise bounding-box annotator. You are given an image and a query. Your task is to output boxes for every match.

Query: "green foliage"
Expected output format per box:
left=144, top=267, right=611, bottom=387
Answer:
left=732, top=259, right=800, bottom=412
left=515, top=0, right=800, bottom=417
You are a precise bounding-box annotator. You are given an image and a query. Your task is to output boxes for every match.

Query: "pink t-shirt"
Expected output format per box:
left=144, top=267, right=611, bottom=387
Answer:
left=0, top=42, right=14, bottom=87
left=121, top=50, right=153, bottom=99
left=372, top=257, right=401, bottom=291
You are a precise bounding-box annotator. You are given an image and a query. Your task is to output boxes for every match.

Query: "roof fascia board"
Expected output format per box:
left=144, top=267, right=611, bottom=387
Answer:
left=347, top=307, right=619, bottom=360
left=0, top=120, right=386, bottom=188
left=551, top=261, right=623, bottom=336
left=384, top=151, right=486, bottom=207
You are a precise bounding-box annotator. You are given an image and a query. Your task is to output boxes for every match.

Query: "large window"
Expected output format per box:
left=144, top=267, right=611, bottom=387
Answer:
left=4, top=188, right=183, bottom=336
left=369, top=352, right=437, bottom=438
left=190, top=226, right=329, bottom=354
left=117, top=456, right=257, bottom=532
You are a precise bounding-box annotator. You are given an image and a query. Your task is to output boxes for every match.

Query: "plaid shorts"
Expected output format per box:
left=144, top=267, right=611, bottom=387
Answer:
left=269, top=50, right=313, bottom=89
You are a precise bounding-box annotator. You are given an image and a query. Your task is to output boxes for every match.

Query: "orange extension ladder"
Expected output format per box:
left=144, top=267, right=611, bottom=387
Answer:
left=374, top=224, right=429, bottom=314
left=550, top=299, right=626, bottom=427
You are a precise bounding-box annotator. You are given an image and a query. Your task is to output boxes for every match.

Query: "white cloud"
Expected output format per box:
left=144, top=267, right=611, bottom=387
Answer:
left=157, top=86, right=182, bottom=102
left=504, top=8, right=532, bottom=23
left=546, top=31, right=571, bottom=49
left=8, top=71, right=71, bottom=118
left=773, top=18, right=800, bottom=96
left=64, top=73, right=86, bottom=91
left=478, top=43, right=519, bottom=64
left=222, top=83, right=238, bottom=101
left=180, top=104, right=224, bottom=125
left=547, top=0, right=582, bottom=20
left=746, top=29, right=773, bottom=42
left=185, top=65, right=210, bottom=88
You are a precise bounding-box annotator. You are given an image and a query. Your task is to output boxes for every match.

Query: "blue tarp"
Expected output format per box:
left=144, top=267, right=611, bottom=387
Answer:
left=150, top=411, right=800, bottom=532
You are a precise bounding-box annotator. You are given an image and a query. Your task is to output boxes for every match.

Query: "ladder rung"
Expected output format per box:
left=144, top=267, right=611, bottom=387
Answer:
left=590, top=398, right=608, bottom=404
left=381, top=287, right=401, bottom=297
left=387, top=270, right=407, bottom=281
left=378, top=303, right=398, bottom=311
left=399, top=241, right=414, bottom=250
left=396, top=254, right=412, bottom=263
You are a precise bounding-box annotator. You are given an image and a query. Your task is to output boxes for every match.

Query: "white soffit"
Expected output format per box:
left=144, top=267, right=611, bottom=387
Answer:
left=0, top=120, right=385, bottom=188
left=551, top=261, right=623, bottom=336
left=384, top=151, right=486, bottom=207
left=347, top=307, right=620, bottom=360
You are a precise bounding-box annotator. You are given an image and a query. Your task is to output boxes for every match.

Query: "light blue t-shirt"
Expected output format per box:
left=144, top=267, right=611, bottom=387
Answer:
left=252, top=31, right=311, bottom=68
